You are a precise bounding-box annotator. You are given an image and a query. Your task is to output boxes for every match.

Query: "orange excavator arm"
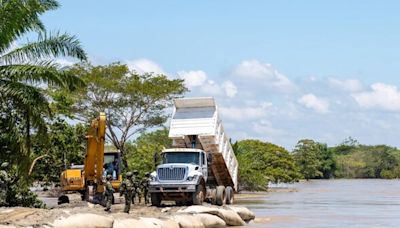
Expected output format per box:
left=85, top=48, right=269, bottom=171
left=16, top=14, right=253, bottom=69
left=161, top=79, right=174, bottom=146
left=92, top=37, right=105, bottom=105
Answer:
left=83, top=112, right=106, bottom=193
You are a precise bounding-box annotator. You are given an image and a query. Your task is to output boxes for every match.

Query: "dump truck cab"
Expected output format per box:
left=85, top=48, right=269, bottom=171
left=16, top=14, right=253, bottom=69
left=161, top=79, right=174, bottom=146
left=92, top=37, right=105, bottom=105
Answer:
left=150, top=148, right=208, bottom=194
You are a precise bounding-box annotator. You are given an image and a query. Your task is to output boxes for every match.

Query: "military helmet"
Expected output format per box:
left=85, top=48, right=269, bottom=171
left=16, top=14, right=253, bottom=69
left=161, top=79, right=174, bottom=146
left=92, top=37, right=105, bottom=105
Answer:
left=133, top=170, right=139, bottom=174
left=1, top=162, right=9, bottom=169
left=106, top=174, right=112, bottom=180
left=125, top=172, right=133, bottom=177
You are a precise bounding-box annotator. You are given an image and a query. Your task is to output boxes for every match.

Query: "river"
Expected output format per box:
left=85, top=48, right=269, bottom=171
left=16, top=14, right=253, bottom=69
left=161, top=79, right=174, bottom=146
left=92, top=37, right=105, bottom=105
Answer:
left=237, top=179, right=400, bottom=228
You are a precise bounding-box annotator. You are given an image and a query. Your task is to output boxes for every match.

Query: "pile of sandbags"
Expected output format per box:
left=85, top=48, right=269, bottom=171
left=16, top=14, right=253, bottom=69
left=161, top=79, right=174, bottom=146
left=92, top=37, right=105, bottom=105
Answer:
left=51, top=205, right=255, bottom=228
left=177, top=205, right=255, bottom=227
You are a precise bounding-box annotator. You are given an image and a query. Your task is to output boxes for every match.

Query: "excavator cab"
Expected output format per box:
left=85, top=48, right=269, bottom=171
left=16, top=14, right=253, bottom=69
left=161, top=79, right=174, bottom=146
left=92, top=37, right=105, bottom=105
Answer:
left=103, top=151, right=122, bottom=189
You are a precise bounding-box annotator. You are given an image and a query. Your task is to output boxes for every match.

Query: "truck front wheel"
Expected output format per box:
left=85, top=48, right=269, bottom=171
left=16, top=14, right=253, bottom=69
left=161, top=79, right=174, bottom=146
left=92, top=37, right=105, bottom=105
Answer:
left=151, top=193, right=162, bottom=207
left=192, top=184, right=205, bottom=205
left=216, top=186, right=226, bottom=206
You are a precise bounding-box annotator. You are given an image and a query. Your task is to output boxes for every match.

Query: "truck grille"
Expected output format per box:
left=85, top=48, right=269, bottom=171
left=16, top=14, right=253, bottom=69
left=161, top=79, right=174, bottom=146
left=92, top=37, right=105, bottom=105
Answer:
left=158, top=167, right=186, bottom=181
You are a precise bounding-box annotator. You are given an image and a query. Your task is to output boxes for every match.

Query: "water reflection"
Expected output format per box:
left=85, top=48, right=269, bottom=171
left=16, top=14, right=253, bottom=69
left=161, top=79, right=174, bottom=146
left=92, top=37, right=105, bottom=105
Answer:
left=237, top=179, right=400, bottom=228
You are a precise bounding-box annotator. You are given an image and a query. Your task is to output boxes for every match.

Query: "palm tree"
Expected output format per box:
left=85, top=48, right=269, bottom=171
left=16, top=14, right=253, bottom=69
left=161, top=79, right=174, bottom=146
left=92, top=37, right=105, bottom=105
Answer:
left=0, top=0, right=87, bottom=173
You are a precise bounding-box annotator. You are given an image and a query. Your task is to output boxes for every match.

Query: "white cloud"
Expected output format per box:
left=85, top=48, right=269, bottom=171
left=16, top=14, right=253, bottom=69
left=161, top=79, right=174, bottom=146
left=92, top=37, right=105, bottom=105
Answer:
left=219, top=104, right=271, bottom=121
left=252, top=120, right=285, bottom=136
left=126, top=58, right=165, bottom=75
left=298, top=93, right=329, bottom=113
left=329, top=78, right=363, bottom=92
left=199, top=80, right=223, bottom=96
left=352, top=83, right=400, bottom=111
left=177, top=70, right=207, bottom=89
left=221, top=81, right=237, bottom=98
left=232, top=59, right=295, bottom=91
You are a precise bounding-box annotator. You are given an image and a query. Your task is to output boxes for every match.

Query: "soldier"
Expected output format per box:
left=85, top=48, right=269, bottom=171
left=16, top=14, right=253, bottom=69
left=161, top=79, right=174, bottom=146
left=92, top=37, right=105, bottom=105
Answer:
left=0, top=162, right=9, bottom=206
left=120, top=172, right=135, bottom=213
left=104, top=174, right=114, bottom=212
left=141, top=172, right=151, bottom=204
left=131, top=170, right=140, bottom=204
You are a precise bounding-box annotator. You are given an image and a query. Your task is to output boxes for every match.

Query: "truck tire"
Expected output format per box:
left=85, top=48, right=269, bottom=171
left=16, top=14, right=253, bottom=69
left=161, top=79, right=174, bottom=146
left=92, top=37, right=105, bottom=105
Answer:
left=57, top=195, right=69, bottom=205
left=225, top=186, right=234, bottom=204
left=192, top=184, right=205, bottom=205
left=151, top=193, right=162, bottom=207
left=216, top=185, right=226, bottom=206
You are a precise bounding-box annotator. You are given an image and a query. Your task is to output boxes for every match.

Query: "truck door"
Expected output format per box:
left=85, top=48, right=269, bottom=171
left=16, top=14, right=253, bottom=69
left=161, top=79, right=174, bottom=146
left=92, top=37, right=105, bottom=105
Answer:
left=201, top=152, right=208, bottom=181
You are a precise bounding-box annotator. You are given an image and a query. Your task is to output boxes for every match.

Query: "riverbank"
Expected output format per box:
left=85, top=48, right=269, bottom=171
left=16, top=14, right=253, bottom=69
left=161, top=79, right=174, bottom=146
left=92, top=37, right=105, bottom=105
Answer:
left=0, top=192, right=259, bottom=227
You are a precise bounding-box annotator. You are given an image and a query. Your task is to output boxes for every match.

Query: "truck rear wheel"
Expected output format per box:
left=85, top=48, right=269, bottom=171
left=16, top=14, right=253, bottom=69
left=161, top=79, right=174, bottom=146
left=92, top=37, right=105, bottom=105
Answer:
left=151, top=193, right=162, bottom=207
left=225, top=186, right=234, bottom=204
left=216, top=186, right=226, bottom=206
left=192, top=184, right=205, bottom=205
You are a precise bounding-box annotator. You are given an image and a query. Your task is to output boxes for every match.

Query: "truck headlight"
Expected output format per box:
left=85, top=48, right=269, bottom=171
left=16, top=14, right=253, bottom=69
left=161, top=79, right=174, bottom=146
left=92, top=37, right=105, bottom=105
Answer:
left=187, top=175, right=197, bottom=181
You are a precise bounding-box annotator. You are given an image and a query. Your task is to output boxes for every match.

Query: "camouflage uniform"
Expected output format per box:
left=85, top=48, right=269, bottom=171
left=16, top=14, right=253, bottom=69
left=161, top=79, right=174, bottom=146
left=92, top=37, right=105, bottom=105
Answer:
left=141, top=172, right=151, bottom=204
left=131, top=170, right=140, bottom=204
left=0, top=162, right=9, bottom=206
left=104, top=175, right=114, bottom=211
left=120, top=172, right=135, bottom=213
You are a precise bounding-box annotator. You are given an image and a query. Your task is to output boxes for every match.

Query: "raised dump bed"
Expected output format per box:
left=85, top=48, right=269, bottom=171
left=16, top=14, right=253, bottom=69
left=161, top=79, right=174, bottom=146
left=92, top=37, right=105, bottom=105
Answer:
left=169, top=97, right=238, bottom=191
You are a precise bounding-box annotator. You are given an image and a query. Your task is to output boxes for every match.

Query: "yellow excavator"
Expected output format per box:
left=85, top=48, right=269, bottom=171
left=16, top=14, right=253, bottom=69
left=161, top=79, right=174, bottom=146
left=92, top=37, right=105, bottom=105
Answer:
left=58, top=113, right=122, bottom=204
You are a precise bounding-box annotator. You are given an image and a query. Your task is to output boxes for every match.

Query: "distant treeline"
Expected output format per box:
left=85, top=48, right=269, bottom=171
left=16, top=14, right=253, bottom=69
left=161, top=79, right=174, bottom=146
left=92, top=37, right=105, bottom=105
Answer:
left=234, top=137, right=400, bottom=191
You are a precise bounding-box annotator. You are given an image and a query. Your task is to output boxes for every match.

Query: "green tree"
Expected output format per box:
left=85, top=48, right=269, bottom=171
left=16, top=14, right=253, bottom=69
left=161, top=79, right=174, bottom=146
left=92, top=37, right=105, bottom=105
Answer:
left=0, top=0, right=86, bottom=176
left=126, top=128, right=172, bottom=177
left=30, top=118, right=87, bottom=183
left=318, top=143, right=336, bottom=179
left=53, top=63, right=186, bottom=168
left=292, top=139, right=323, bottom=180
left=235, top=139, right=301, bottom=191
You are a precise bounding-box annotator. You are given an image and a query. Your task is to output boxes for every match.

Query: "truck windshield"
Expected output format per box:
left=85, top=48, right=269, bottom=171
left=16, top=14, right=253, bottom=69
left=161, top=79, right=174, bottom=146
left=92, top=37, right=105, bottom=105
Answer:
left=162, top=152, right=199, bottom=165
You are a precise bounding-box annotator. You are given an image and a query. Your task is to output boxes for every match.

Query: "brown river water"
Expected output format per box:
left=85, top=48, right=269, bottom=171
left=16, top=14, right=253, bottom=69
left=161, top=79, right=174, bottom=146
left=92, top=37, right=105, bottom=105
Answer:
left=236, top=179, right=400, bottom=228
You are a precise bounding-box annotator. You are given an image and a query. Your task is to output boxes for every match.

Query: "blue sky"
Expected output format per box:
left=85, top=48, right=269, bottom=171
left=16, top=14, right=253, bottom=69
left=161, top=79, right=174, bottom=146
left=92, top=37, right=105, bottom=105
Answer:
left=40, top=1, right=400, bottom=150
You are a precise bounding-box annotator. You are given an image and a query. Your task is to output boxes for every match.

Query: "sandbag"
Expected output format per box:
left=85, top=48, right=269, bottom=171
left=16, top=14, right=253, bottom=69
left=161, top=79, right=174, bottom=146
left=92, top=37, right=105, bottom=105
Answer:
left=179, top=205, right=245, bottom=226
left=139, top=217, right=162, bottom=228
left=113, top=218, right=147, bottom=228
left=194, top=213, right=226, bottom=228
left=216, top=208, right=245, bottom=226
left=141, top=217, right=180, bottom=228
left=178, top=206, right=220, bottom=216
left=53, top=213, right=113, bottom=228
left=225, top=206, right=255, bottom=222
left=159, top=219, right=180, bottom=228
left=171, top=214, right=205, bottom=228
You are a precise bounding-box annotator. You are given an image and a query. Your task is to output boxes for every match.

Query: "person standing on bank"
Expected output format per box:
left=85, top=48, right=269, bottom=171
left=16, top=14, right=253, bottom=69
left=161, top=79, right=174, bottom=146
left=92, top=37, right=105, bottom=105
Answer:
left=120, top=172, right=135, bottom=213
left=131, top=170, right=140, bottom=204
left=141, top=172, right=151, bottom=204
left=104, top=175, right=114, bottom=212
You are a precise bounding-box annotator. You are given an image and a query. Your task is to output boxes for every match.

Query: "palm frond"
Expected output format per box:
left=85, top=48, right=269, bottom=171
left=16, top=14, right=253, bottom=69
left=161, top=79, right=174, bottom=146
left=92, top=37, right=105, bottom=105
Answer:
left=0, top=0, right=59, bottom=52
left=0, top=79, right=50, bottom=115
left=1, top=32, right=87, bottom=64
left=0, top=61, right=85, bottom=90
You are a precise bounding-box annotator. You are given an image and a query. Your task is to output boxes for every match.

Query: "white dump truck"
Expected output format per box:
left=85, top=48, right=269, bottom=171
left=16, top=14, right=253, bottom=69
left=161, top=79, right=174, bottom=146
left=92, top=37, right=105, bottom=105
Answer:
left=149, top=97, right=238, bottom=206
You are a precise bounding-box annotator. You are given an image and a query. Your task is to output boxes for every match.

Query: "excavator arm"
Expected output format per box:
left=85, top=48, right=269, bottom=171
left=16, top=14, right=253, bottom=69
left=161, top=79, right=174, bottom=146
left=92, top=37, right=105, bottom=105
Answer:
left=84, top=112, right=106, bottom=193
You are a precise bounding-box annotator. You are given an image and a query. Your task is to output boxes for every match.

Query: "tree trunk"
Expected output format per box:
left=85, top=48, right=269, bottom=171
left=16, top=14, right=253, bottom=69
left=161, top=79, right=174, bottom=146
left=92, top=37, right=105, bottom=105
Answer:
left=26, top=109, right=30, bottom=157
